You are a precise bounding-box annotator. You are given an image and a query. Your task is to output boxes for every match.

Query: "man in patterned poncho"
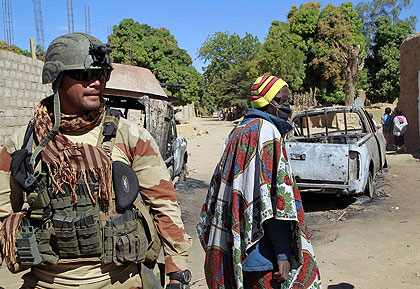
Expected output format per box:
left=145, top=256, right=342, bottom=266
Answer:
left=197, top=75, right=322, bottom=289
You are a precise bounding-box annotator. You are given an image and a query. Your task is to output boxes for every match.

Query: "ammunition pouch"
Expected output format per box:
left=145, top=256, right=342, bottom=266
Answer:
left=103, top=209, right=148, bottom=265
left=9, top=109, right=161, bottom=269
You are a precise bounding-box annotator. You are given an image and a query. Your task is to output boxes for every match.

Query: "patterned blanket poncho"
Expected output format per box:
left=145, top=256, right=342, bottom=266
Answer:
left=197, top=116, right=322, bottom=289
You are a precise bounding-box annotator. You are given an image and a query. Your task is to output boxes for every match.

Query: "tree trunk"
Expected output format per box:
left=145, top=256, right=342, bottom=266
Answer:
left=343, top=45, right=361, bottom=106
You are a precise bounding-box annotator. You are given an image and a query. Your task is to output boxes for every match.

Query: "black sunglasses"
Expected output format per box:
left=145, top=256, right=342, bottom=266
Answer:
left=65, top=69, right=110, bottom=82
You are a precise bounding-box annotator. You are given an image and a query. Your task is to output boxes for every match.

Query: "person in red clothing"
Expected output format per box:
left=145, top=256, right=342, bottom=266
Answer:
left=197, top=75, right=321, bottom=289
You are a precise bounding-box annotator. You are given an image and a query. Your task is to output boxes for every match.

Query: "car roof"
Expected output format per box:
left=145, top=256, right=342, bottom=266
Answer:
left=104, top=63, right=169, bottom=101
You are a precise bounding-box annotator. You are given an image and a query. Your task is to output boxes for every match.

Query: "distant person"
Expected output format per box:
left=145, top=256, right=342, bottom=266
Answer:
left=392, top=107, right=408, bottom=153
left=381, top=107, right=393, bottom=149
left=197, top=75, right=321, bottom=289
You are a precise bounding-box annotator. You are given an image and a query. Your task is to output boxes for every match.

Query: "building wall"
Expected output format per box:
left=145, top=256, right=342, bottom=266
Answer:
left=400, top=32, right=420, bottom=147
left=0, top=50, right=52, bottom=147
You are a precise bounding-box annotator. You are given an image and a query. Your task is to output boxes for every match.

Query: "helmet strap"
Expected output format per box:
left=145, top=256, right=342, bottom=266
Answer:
left=52, top=73, right=64, bottom=92
left=30, top=91, right=61, bottom=167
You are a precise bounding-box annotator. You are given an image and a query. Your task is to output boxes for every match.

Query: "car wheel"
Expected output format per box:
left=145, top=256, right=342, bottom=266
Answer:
left=364, top=172, right=374, bottom=198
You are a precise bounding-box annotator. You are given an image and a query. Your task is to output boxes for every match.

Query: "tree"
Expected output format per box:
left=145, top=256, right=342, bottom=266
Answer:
left=110, top=18, right=204, bottom=105
left=287, top=2, right=321, bottom=93
left=36, top=44, right=45, bottom=61
left=198, top=32, right=261, bottom=110
left=310, top=3, right=366, bottom=104
left=251, top=20, right=306, bottom=93
left=356, top=0, right=417, bottom=53
left=366, top=17, right=412, bottom=102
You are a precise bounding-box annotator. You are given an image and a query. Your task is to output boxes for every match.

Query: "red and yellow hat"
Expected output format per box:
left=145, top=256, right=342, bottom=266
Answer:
left=250, top=75, right=288, bottom=108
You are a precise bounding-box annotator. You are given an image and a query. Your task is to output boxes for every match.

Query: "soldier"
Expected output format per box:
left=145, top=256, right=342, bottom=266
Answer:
left=0, top=33, right=192, bottom=288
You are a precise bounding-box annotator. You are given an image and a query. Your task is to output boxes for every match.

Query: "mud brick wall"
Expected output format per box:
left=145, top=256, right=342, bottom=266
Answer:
left=400, top=32, right=420, bottom=147
left=0, top=50, right=53, bottom=147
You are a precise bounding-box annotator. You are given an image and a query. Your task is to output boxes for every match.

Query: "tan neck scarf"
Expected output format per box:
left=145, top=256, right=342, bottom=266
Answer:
left=33, top=96, right=112, bottom=211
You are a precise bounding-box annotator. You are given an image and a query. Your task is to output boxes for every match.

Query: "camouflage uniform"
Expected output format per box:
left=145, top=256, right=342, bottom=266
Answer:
left=0, top=113, right=192, bottom=288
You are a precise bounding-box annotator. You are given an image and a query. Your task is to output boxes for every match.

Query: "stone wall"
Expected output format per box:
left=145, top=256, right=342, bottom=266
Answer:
left=0, top=50, right=52, bottom=146
left=400, top=32, right=420, bottom=148
left=174, top=102, right=196, bottom=124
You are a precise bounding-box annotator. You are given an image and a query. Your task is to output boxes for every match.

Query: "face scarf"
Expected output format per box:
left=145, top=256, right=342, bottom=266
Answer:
left=33, top=95, right=112, bottom=211
left=275, top=102, right=292, bottom=120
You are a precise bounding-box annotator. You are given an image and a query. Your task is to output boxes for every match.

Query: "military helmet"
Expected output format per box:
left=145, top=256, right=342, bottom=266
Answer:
left=42, top=33, right=113, bottom=85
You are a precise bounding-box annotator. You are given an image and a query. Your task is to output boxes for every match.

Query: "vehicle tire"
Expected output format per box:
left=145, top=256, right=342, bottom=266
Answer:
left=364, top=172, right=374, bottom=198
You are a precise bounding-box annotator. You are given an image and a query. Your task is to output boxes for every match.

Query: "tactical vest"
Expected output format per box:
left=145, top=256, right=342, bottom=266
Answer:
left=10, top=108, right=161, bottom=267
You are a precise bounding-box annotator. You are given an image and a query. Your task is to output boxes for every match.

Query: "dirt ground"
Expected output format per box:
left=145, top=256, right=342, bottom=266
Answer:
left=1, top=113, right=419, bottom=289
left=175, top=115, right=420, bottom=289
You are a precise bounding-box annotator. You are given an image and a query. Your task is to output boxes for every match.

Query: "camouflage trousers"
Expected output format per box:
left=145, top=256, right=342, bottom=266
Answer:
left=20, top=262, right=164, bottom=289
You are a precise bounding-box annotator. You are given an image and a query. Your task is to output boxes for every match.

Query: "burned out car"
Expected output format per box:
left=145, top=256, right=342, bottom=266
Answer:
left=285, top=106, right=386, bottom=197
left=103, top=63, right=188, bottom=182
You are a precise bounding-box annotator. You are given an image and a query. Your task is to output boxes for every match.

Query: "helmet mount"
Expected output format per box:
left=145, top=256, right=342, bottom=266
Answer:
left=89, top=43, right=113, bottom=70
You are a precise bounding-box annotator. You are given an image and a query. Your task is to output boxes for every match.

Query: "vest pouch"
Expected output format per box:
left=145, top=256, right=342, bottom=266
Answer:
left=115, top=220, right=147, bottom=264
left=35, top=220, right=59, bottom=265
left=75, top=211, right=102, bottom=256
left=103, top=209, right=147, bottom=265
left=52, top=215, right=80, bottom=258
left=16, top=225, right=42, bottom=265
left=102, top=224, right=114, bottom=264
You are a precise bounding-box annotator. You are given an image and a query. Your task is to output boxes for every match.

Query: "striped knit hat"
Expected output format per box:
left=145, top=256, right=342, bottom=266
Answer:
left=251, top=75, right=288, bottom=108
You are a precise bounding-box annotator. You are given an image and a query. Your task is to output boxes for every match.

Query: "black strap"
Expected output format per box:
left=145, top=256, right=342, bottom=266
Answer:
left=97, top=107, right=121, bottom=158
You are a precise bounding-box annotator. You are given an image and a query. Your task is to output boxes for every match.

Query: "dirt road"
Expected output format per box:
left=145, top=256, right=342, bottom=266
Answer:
left=176, top=116, right=420, bottom=289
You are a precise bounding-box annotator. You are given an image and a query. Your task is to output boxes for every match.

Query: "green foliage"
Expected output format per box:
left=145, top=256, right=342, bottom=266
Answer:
left=356, top=0, right=417, bottom=53
left=309, top=3, right=366, bottom=104
left=288, top=2, right=320, bottom=45
left=211, top=62, right=254, bottom=111
left=198, top=31, right=261, bottom=109
left=366, top=17, right=412, bottom=102
left=36, top=45, right=46, bottom=61
left=251, top=20, right=306, bottom=93
left=195, top=92, right=216, bottom=117
left=110, top=18, right=203, bottom=105
left=0, top=41, right=31, bottom=57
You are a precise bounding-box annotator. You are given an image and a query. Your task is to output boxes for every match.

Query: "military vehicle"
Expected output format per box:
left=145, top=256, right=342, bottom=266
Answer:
left=103, top=63, right=188, bottom=182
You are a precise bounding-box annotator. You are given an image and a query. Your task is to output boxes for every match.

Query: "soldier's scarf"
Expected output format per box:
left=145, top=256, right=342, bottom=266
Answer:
left=33, top=96, right=112, bottom=210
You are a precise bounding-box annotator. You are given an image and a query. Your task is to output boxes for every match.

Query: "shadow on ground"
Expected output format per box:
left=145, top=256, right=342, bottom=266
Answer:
left=301, top=192, right=359, bottom=212
left=328, top=283, right=355, bottom=289
left=175, top=177, right=209, bottom=192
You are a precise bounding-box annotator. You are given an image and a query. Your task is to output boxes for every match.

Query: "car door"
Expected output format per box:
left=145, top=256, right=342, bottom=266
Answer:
left=362, top=110, right=386, bottom=170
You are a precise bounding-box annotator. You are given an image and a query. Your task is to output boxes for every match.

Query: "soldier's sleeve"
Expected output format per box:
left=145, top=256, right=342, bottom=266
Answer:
left=0, top=128, right=26, bottom=218
left=115, top=121, right=192, bottom=274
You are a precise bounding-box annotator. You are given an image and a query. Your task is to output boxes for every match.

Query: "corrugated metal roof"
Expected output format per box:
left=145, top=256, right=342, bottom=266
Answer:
left=104, top=63, right=167, bottom=99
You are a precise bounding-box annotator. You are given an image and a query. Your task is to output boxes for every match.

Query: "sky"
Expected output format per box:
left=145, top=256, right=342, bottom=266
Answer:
left=3, top=0, right=420, bottom=72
